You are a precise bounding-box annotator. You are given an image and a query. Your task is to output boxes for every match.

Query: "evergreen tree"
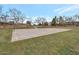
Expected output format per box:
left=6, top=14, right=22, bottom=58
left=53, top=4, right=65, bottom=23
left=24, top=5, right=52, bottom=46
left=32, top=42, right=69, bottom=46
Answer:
left=51, top=16, right=56, bottom=26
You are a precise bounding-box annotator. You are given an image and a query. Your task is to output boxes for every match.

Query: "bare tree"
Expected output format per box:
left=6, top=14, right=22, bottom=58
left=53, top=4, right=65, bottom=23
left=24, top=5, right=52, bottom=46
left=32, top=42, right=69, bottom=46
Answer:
left=35, top=17, right=41, bottom=25
left=0, top=6, right=9, bottom=28
left=26, top=21, right=31, bottom=25
left=19, top=14, right=25, bottom=24
left=3, top=12, right=9, bottom=23
left=43, top=21, right=48, bottom=26
left=58, top=16, right=65, bottom=25
left=9, top=8, right=18, bottom=24
left=9, top=8, right=25, bottom=23
left=0, top=6, right=3, bottom=22
left=35, top=17, right=47, bottom=26
left=8, top=8, right=25, bottom=28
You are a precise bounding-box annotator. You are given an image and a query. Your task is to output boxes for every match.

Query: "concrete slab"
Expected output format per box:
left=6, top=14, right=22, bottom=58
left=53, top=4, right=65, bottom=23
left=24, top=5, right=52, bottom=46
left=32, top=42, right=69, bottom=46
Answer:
left=11, top=28, right=71, bottom=42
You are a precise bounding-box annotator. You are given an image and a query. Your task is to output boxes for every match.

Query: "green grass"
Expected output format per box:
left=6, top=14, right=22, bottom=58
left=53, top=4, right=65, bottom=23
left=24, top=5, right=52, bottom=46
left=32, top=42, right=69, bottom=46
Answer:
left=0, top=29, right=12, bottom=54
left=1, top=28, right=79, bottom=55
left=0, top=29, right=12, bottom=43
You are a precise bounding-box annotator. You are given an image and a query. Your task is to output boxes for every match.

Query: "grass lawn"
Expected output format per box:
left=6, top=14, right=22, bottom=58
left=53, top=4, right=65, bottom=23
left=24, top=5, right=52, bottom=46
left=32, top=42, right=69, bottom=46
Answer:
left=0, top=29, right=12, bottom=54
left=0, top=29, right=12, bottom=43
left=0, top=28, right=79, bottom=55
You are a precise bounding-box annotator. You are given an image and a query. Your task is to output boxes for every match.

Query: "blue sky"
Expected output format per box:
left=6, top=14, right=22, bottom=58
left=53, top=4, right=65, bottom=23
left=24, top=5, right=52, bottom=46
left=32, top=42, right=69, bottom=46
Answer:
left=2, top=4, right=79, bottom=16
left=1, top=4, right=79, bottom=21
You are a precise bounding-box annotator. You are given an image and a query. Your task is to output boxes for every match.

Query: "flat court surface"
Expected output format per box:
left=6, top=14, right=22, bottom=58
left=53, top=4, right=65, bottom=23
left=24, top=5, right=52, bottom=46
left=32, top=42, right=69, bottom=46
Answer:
left=11, top=28, right=71, bottom=42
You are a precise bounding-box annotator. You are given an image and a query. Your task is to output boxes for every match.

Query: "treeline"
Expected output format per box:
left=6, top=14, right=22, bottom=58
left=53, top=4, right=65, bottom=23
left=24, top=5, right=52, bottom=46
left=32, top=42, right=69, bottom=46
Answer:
left=34, top=15, right=79, bottom=27
left=0, top=6, right=79, bottom=28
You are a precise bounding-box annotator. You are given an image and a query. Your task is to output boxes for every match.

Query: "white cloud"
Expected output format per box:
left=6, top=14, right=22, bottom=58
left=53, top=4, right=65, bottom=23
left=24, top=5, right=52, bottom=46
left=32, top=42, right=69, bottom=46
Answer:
left=57, top=5, right=79, bottom=15
left=54, top=7, right=65, bottom=12
left=26, top=16, right=30, bottom=19
left=58, top=6, right=73, bottom=14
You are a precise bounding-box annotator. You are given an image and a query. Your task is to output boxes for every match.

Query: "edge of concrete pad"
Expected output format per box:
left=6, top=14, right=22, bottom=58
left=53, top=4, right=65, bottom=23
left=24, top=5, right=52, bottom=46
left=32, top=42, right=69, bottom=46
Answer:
left=11, top=28, right=71, bottom=42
